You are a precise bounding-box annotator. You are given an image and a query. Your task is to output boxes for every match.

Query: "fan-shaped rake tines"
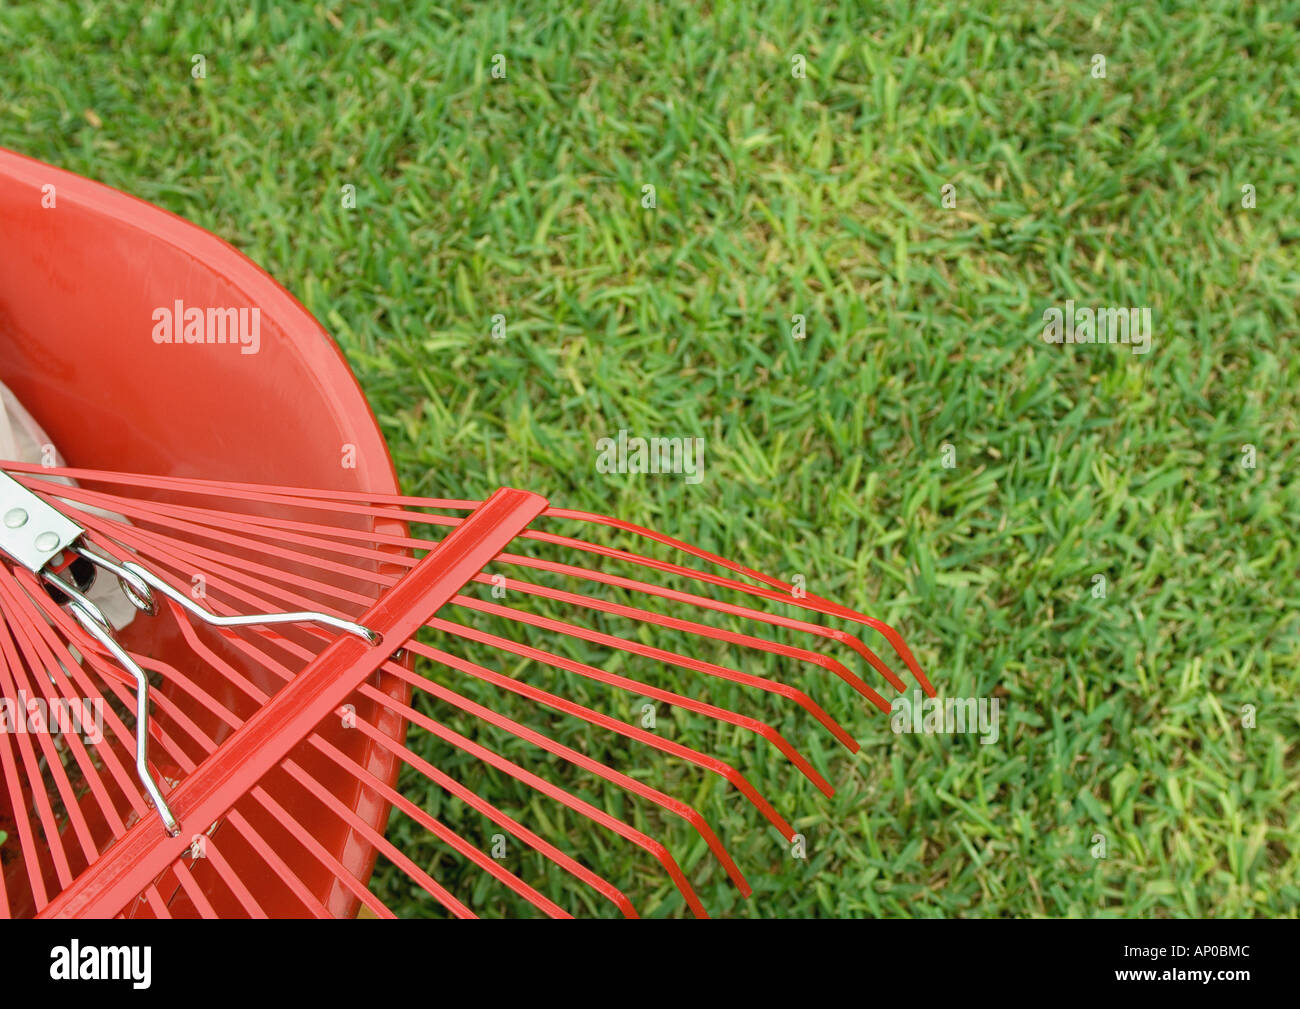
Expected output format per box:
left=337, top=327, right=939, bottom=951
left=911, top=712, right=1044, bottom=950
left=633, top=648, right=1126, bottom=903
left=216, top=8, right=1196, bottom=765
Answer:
left=0, top=462, right=934, bottom=919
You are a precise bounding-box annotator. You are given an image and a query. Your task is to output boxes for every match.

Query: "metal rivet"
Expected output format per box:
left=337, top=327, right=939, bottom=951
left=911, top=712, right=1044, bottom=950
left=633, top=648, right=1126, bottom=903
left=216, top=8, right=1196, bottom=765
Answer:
left=34, top=530, right=61, bottom=551
left=4, top=507, right=28, bottom=528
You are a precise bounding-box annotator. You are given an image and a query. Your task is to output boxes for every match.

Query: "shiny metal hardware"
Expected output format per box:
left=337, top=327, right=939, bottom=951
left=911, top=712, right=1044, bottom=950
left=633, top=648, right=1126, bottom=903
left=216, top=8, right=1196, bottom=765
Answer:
left=0, top=468, right=379, bottom=837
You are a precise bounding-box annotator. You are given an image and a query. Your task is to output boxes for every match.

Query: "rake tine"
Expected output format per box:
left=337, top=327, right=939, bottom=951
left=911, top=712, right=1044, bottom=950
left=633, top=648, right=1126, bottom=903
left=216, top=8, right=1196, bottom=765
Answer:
left=221, top=808, right=333, bottom=918
left=10, top=465, right=918, bottom=690
left=343, top=711, right=639, bottom=918
left=418, top=624, right=807, bottom=829
left=428, top=614, right=832, bottom=803
left=25, top=475, right=922, bottom=695
left=200, top=836, right=269, bottom=918
left=0, top=612, right=76, bottom=893
left=53, top=484, right=899, bottom=721
left=178, top=486, right=926, bottom=695
left=519, top=518, right=932, bottom=689
left=384, top=650, right=751, bottom=895
left=247, top=784, right=398, bottom=919
left=119, top=539, right=710, bottom=917
left=92, top=507, right=765, bottom=886
left=139, top=885, right=173, bottom=920
left=463, top=573, right=892, bottom=711
left=450, top=594, right=864, bottom=751
left=278, top=757, right=477, bottom=919
left=0, top=572, right=153, bottom=822
left=5, top=462, right=482, bottom=513
left=491, top=550, right=913, bottom=693
left=0, top=573, right=130, bottom=828
left=95, top=527, right=632, bottom=919
left=0, top=598, right=107, bottom=867
left=529, top=508, right=937, bottom=697
left=0, top=671, right=51, bottom=907
left=0, top=824, right=9, bottom=918
left=301, top=734, right=573, bottom=919
left=352, top=679, right=710, bottom=917
left=170, top=859, right=220, bottom=918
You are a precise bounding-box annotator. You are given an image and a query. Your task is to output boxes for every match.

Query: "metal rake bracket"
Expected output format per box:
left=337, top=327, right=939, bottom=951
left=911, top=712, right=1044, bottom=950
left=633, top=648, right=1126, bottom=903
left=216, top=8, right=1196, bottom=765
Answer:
left=0, top=468, right=382, bottom=839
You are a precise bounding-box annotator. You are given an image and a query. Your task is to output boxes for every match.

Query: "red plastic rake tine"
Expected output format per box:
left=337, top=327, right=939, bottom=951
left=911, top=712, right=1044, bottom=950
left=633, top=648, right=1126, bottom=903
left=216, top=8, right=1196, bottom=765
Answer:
left=350, top=681, right=710, bottom=918
left=450, top=593, right=863, bottom=752
left=0, top=684, right=50, bottom=908
left=0, top=574, right=152, bottom=822
left=0, top=625, right=76, bottom=892
left=247, top=785, right=396, bottom=919
left=278, top=758, right=477, bottom=920
left=201, top=837, right=268, bottom=918
left=0, top=619, right=106, bottom=863
left=104, top=518, right=763, bottom=883
left=7, top=462, right=482, bottom=514
left=302, top=734, right=572, bottom=919
left=0, top=576, right=127, bottom=831
left=426, top=615, right=830, bottom=806
left=142, top=885, right=173, bottom=920
left=223, top=809, right=332, bottom=918
left=170, top=859, right=220, bottom=918
left=519, top=516, right=929, bottom=686
left=380, top=649, right=751, bottom=894
left=0, top=835, right=10, bottom=919
left=35, top=477, right=920, bottom=696
left=468, top=572, right=892, bottom=711
left=537, top=508, right=933, bottom=692
left=343, top=712, right=639, bottom=918
left=491, top=551, right=912, bottom=694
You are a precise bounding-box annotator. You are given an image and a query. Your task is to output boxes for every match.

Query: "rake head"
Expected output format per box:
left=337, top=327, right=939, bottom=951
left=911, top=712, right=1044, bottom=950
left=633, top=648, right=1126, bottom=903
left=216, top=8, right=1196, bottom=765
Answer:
left=0, top=461, right=933, bottom=919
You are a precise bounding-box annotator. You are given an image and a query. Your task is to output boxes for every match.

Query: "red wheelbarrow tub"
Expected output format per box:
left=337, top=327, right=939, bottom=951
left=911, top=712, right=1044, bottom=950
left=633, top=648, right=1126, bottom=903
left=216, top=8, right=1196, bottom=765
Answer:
left=0, top=147, right=410, bottom=918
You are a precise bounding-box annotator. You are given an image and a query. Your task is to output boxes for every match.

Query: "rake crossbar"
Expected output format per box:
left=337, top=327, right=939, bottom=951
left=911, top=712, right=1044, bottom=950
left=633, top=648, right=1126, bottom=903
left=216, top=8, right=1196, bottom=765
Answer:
left=37, top=487, right=548, bottom=919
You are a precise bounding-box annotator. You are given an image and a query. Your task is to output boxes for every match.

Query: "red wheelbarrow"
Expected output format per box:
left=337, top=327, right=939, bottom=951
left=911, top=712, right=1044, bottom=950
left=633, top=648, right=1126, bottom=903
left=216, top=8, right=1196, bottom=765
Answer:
left=0, top=148, right=934, bottom=918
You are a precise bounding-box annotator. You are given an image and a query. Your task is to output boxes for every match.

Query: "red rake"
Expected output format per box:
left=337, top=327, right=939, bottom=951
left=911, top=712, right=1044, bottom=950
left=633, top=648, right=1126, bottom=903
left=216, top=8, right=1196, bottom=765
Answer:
left=0, top=460, right=934, bottom=919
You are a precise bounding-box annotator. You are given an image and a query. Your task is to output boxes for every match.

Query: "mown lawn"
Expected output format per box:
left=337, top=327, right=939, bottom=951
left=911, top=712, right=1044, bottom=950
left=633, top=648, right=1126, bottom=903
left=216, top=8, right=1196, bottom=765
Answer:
left=1, top=0, right=1296, bottom=917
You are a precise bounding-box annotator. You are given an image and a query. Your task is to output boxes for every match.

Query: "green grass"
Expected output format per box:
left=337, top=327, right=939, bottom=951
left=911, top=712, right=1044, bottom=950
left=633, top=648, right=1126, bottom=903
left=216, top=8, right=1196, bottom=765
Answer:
left=2, top=0, right=1297, bottom=917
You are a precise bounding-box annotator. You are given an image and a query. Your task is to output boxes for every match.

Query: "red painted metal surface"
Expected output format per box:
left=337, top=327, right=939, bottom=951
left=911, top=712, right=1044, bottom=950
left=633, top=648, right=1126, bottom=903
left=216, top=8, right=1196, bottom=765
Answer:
left=38, top=488, right=547, bottom=919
